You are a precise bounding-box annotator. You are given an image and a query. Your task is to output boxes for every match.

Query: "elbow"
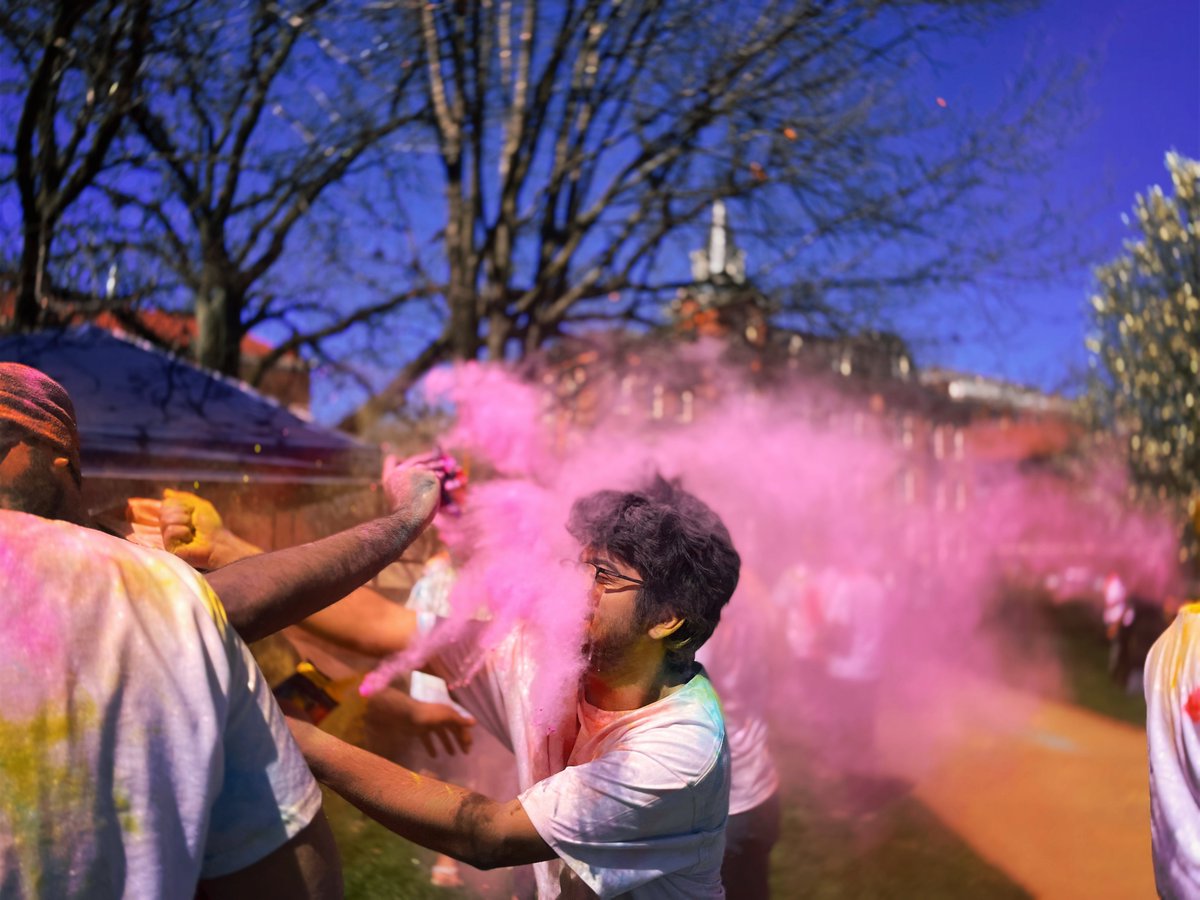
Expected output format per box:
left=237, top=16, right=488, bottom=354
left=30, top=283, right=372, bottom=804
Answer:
left=451, top=798, right=515, bottom=871
left=455, top=828, right=508, bottom=871
left=464, top=850, right=504, bottom=872
left=463, top=836, right=532, bottom=871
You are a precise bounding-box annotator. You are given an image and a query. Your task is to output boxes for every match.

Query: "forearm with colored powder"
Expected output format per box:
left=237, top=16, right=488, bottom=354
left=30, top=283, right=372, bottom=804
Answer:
left=295, top=722, right=553, bottom=870
left=208, top=504, right=434, bottom=643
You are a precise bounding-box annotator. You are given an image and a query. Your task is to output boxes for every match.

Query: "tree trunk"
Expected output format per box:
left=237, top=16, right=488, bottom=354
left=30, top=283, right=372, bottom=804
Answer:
left=194, top=263, right=244, bottom=377
left=12, top=216, right=51, bottom=331
left=486, top=306, right=511, bottom=359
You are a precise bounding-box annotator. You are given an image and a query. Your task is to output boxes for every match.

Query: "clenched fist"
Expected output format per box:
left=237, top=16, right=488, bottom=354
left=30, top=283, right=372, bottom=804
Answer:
left=125, top=490, right=262, bottom=570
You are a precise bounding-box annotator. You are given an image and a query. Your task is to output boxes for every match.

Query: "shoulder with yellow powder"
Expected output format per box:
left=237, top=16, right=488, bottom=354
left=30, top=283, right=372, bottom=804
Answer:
left=1147, top=601, right=1200, bottom=698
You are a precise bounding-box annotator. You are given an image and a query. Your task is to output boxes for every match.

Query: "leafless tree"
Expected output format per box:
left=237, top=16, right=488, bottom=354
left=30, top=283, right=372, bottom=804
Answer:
left=2, top=0, right=1079, bottom=422
left=0, top=0, right=153, bottom=330
left=337, top=0, right=1080, bottom=431
left=95, top=0, right=426, bottom=376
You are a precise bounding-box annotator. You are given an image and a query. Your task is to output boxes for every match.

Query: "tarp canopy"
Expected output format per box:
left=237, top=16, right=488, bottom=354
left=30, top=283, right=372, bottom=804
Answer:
left=0, top=326, right=379, bottom=485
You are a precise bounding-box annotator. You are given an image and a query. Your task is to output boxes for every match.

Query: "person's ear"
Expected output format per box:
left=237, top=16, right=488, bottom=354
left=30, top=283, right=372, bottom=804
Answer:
left=649, top=617, right=685, bottom=641
left=52, top=456, right=71, bottom=472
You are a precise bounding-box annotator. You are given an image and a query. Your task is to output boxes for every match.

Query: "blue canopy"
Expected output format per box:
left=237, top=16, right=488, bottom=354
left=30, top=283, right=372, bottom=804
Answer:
left=0, top=325, right=379, bottom=484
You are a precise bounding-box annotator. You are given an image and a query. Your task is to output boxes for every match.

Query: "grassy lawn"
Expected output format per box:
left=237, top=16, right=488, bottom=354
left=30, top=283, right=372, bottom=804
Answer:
left=328, top=586, right=1136, bottom=897
left=1037, top=599, right=1148, bottom=727
left=325, top=765, right=1031, bottom=900
left=987, top=585, right=1149, bottom=727
left=323, top=788, right=459, bottom=900
left=768, top=736, right=1029, bottom=900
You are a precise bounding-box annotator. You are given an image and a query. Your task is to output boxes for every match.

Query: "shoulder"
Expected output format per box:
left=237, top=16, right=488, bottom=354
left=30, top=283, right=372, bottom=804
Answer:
left=1148, top=605, right=1200, bottom=686
left=623, top=674, right=728, bottom=783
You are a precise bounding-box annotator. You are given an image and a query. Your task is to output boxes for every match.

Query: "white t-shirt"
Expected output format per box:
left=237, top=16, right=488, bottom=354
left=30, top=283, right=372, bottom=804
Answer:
left=427, top=618, right=729, bottom=899
left=0, top=511, right=322, bottom=898
left=406, top=554, right=461, bottom=708
left=822, top=570, right=888, bottom=682
left=1145, top=602, right=1200, bottom=898
left=1104, top=575, right=1130, bottom=628
left=696, top=590, right=779, bottom=816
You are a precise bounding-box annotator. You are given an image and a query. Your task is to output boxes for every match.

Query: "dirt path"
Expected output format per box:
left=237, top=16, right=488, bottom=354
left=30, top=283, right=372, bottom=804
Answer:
left=880, top=678, right=1152, bottom=899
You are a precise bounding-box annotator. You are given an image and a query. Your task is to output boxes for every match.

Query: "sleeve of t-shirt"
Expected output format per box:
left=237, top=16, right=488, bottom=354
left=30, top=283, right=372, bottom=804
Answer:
left=419, top=614, right=516, bottom=753
left=517, top=733, right=726, bottom=897
left=198, top=583, right=324, bottom=879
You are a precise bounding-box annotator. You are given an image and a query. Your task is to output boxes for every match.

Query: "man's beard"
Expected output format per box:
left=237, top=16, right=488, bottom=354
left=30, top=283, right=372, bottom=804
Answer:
left=582, top=618, right=642, bottom=670
left=0, top=470, right=65, bottom=519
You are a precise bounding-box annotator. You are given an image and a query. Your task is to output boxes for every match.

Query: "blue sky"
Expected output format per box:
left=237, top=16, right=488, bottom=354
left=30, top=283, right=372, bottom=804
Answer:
left=915, top=0, right=1199, bottom=391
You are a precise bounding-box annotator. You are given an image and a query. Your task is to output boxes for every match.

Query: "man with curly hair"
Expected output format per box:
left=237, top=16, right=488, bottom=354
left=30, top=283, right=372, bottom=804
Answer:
left=290, top=475, right=742, bottom=899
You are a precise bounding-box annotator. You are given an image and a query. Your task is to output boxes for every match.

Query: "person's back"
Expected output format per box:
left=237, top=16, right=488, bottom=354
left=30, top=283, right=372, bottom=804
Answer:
left=0, top=510, right=331, bottom=898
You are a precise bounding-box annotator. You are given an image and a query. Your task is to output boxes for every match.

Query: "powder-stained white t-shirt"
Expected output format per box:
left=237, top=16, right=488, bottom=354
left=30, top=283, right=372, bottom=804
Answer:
left=427, top=618, right=729, bottom=899
left=1146, top=602, right=1200, bottom=898
left=0, top=511, right=322, bottom=898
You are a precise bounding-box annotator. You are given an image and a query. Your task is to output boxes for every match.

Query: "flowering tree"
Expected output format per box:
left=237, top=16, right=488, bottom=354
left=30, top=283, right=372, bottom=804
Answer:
left=1088, top=152, right=1200, bottom=552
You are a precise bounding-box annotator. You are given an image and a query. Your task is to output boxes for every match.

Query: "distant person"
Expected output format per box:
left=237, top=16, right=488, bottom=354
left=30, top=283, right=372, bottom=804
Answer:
left=1115, top=581, right=1170, bottom=696
left=821, top=566, right=888, bottom=764
left=771, top=562, right=829, bottom=730
left=696, top=574, right=781, bottom=899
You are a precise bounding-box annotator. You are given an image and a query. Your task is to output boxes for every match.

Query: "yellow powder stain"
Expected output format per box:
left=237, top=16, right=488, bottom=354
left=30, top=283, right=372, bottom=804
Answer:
left=200, top=580, right=230, bottom=641
left=1168, top=605, right=1200, bottom=691
left=114, top=788, right=139, bottom=836
left=0, top=701, right=99, bottom=892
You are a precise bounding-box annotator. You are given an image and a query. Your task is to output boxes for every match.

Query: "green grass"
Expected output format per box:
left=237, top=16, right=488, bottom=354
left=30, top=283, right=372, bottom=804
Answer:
left=332, top=585, right=1145, bottom=897
left=768, top=738, right=1030, bottom=900
left=323, top=788, right=457, bottom=900
left=986, top=585, right=1148, bottom=727
left=323, top=745, right=1030, bottom=899
left=1036, top=599, right=1147, bottom=727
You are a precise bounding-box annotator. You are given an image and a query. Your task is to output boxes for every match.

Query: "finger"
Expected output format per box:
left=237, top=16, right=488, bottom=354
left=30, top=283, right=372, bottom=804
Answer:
left=454, top=724, right=473, bottom=755
left=159, top=505, right=192, bottom=528
left=126, top=498, right=163, bottom=526
left=436, top=727, right=456, bottom=757
left=402, top=451, right=447, bottom=472
left=162, top=524, right=194, bottom=546
left=420, top=733, right=438, bottom=758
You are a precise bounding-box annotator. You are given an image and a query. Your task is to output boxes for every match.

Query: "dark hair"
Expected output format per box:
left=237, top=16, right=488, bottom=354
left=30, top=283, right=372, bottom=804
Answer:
left=567, top=474, right=740, bottom=668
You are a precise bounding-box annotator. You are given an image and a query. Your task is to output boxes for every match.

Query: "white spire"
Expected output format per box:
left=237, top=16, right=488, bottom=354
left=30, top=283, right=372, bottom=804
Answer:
left=689, top=200, right=746, bottom=287
left=710, top=199, right=728, bottom=275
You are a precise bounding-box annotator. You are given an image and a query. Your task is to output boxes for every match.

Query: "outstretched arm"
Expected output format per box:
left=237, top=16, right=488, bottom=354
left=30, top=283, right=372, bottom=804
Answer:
left=207, top=461, right=440, bottom=643
left=291, top=719, right=553, bottom=871
left=297, top=585, right=421, bottom=658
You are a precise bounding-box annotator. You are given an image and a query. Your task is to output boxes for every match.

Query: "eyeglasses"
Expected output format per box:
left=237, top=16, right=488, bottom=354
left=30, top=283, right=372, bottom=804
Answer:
left=571, top=558, right=645, bottom=595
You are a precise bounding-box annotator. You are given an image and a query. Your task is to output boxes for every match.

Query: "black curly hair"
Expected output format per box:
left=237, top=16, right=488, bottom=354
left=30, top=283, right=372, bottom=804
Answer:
left=567, top=474, right=740, bottom=669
